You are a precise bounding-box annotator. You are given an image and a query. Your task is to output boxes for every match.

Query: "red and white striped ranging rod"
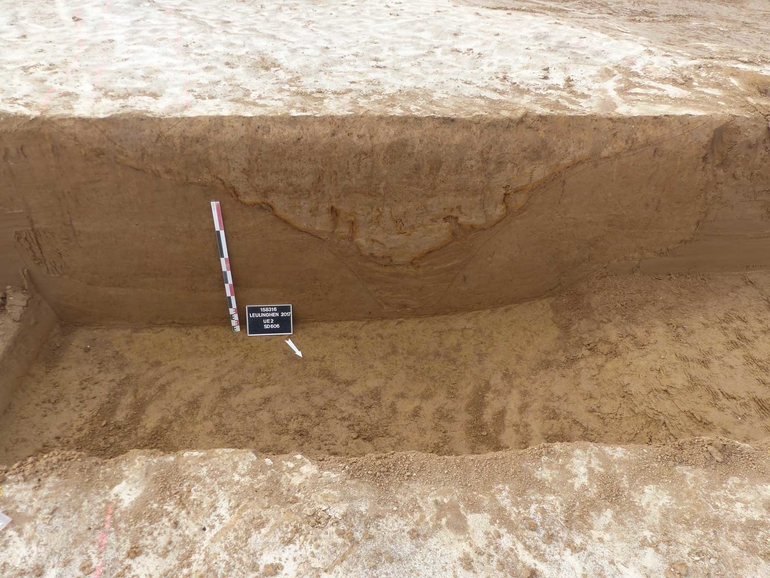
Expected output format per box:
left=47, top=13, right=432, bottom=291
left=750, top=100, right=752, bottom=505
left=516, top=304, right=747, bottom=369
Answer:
left=210, top=201, right=241, bottom=332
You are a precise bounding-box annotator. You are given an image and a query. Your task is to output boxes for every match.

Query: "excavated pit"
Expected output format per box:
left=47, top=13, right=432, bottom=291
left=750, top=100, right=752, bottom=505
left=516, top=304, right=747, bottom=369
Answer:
left=2, top=0, right=770, bottom=574
left=2, top=270, right=770, bottom=466
left=3, top=112, right=769, bottom=466
left=1, top=111, right=769, bottom=468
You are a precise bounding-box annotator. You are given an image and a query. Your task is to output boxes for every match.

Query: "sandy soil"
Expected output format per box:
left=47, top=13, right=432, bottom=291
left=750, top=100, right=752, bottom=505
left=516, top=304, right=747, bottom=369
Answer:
left=0, top=286, right=57, bottom=415
left=1, top=271, right=769, bottom=465
left=2, top=0, right=768, bottom=116
left=1, top=440, right=769, bottom=577
left=8, top=114, right=769, bottom=325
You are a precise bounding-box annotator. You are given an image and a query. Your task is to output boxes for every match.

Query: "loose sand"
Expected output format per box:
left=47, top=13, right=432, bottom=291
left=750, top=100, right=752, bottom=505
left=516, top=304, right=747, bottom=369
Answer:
left=2, top=271, right=769, bottom=465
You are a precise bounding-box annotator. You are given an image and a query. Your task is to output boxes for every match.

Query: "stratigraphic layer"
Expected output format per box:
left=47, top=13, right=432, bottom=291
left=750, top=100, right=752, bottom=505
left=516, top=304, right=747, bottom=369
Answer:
left=1, top=114, right=769, bottom=323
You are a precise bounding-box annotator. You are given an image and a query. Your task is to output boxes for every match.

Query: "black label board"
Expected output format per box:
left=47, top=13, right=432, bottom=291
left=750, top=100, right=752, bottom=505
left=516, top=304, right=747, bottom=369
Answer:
left=246, top=304, right=293, bottom=336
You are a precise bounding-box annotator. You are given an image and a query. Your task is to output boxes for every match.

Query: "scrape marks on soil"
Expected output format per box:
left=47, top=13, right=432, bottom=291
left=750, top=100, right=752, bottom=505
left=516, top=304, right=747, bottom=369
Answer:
left=2, top=272, right=770, bottom=464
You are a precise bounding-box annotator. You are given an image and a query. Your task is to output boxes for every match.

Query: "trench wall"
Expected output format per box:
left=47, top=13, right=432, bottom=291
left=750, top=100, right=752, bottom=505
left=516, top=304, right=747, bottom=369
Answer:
left=1, top=114, right=769, bottom=324
left=0, top=289, right=57, bottom=414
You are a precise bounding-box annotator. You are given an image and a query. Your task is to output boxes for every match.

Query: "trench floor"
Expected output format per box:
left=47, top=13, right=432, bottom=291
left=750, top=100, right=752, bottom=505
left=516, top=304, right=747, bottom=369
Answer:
left=2, top=272, right=770, bottom=465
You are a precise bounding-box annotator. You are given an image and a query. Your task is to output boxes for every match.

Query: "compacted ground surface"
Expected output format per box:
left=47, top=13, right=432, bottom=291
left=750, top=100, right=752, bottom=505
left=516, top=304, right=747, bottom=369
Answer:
left=2, top=271, right=770, bottom=465
left=2, top=441, right=770, bottom=577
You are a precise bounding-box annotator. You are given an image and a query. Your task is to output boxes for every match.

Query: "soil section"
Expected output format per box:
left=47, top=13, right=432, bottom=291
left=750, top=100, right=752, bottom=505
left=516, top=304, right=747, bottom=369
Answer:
left=1, top=271, right=769, bottom=464
left=2, top=114, right=769, bottom=324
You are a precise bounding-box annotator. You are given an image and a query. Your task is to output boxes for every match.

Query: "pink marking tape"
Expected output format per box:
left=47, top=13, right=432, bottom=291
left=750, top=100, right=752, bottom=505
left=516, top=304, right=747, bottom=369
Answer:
left=93, top=503, right=113, bottom=578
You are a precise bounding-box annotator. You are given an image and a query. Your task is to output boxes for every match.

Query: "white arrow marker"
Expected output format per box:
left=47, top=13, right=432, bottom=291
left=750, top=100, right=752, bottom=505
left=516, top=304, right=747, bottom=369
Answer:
left=285, top=338, right=303, bottom=358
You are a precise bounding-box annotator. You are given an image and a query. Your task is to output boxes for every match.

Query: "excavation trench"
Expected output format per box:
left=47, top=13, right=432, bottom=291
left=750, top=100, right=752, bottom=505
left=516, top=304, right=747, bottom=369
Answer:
left=2, top=114, right=770, bottom=466
left=2, top=271, right=770, bottom=465
left=3, top=4, right=770, bottom=575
